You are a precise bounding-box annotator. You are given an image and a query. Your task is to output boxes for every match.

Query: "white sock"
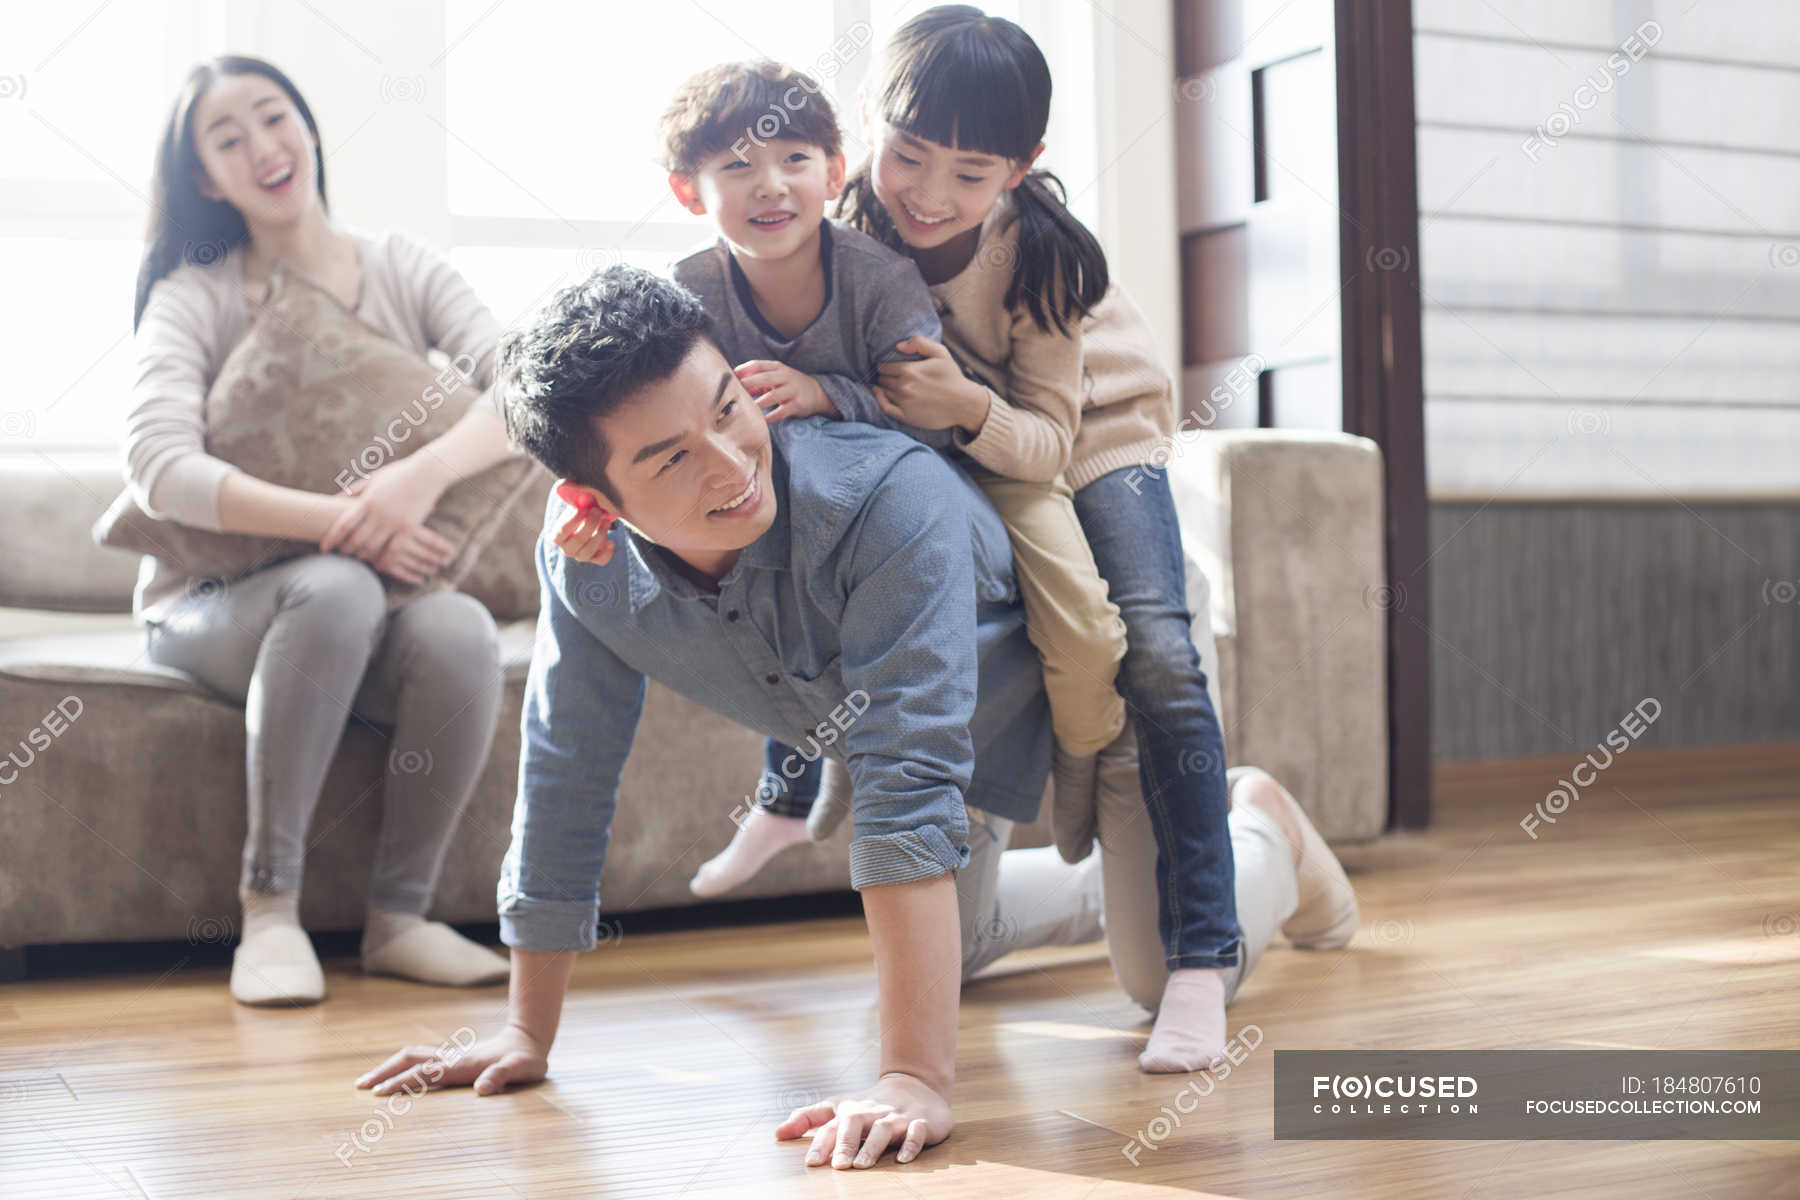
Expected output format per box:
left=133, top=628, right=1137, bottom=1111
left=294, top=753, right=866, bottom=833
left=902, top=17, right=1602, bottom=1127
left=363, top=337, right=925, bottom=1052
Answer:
left=361, top=909, right=509, bottom=987
left=1138, top=966, right=1230, bottom=1073
left=691, top=806, right=812, bottom=897
left=231, top=888, right=325, bottom=1007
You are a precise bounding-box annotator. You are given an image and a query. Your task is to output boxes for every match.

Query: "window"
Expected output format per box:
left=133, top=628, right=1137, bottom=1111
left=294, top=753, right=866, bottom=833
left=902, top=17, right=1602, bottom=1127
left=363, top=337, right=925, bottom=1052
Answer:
left=0, top=2, right=208, bottom=454
left=3, top=0, right=1092, bottom=456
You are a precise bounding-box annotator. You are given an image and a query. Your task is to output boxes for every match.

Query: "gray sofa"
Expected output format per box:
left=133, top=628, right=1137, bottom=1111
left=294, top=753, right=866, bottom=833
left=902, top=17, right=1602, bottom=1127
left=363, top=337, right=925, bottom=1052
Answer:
left=0, top=431, right=1388, bottom=967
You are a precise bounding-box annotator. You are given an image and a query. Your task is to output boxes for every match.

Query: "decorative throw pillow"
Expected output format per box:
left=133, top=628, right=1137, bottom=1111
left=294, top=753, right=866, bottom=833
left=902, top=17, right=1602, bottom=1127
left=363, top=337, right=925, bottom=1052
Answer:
left=95, top=261, right=550, bottom=619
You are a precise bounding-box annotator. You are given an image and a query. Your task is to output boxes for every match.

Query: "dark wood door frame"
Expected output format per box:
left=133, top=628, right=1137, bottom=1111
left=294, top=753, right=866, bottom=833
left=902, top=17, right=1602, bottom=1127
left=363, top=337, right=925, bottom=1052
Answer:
left=1334, top=0, right=1431, bottom=828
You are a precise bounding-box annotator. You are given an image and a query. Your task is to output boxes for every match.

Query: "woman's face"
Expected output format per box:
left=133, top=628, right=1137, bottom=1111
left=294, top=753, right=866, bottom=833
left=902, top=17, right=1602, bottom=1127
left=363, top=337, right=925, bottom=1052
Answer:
left=864, top=114, right=1038, bottom=251
left=190, top=73, right=319, bottom=226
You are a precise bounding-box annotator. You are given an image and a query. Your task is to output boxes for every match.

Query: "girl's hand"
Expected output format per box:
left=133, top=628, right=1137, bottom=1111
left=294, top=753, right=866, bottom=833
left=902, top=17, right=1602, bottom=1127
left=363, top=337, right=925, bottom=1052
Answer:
left=734, top=360, right=834, bottom=424
left=371, top=523, right=458, bottom=585
left=552, top=481, right=619, bottom=566
left=776, top=1071, right=953, bottom=1169
left=356, top=1023, right=549, bottom=1098
left=321, top=456, right=443, bottom=563
left=872, top=337, right=990, bottom=435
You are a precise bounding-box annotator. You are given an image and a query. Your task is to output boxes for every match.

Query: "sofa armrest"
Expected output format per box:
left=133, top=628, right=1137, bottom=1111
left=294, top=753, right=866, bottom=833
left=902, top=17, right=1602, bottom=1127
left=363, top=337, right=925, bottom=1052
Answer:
left=1165, top=430, right=1388, bottom=842
left=0, top=458, right=140, bottom=613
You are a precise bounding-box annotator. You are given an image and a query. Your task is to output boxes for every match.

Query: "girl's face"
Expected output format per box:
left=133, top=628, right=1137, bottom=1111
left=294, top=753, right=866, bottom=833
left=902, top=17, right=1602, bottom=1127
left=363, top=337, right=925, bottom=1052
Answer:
left=190, top=73, right=319, bottom=226
left=865, top=115, right=1039, bottom=250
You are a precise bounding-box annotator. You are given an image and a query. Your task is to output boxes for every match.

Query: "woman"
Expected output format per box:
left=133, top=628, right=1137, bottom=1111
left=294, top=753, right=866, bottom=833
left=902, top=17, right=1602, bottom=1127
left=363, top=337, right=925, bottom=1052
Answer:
left=127, top=56, right=519, bottom=1006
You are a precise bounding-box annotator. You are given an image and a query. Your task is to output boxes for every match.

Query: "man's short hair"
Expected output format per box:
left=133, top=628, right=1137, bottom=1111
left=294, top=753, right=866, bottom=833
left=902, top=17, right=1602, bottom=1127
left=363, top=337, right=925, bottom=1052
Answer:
left=658, top=59, right=842, bottom=176
left=499, top=265, right=718, bottom=491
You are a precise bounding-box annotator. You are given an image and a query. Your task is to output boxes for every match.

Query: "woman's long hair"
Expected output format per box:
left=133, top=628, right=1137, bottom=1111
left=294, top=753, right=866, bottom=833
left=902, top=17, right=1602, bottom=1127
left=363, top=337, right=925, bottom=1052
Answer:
left=835, top=4, right=1108, bottom=334
left=133, top=56, right=327, bottom=330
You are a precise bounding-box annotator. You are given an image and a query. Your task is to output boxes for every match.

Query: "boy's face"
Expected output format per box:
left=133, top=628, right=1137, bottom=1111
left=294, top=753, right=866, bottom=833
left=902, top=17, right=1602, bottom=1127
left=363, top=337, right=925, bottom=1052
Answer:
left=567, top=338, right=777, bottom=579
left=671, top=138, right=847, bottom=261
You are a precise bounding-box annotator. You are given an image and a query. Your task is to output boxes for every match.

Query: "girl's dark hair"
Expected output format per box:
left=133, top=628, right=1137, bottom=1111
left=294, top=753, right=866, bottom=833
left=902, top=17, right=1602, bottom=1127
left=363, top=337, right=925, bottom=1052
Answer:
left=835, top=4, right=1108, bottom=334
left=133, top=56, right=327, bottom=330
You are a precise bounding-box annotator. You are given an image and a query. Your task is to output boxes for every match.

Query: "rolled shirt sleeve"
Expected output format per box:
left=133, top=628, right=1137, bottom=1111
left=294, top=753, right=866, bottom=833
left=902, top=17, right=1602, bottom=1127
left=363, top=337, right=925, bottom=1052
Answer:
left=833, top=448, right=978, bottom=889
left=497, top=534, right=647, bottom=951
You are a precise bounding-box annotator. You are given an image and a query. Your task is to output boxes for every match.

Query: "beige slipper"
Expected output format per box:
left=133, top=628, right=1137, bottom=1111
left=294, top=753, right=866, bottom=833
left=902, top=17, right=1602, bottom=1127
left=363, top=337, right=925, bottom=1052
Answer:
left=230, top=924, right=326, bottom=1007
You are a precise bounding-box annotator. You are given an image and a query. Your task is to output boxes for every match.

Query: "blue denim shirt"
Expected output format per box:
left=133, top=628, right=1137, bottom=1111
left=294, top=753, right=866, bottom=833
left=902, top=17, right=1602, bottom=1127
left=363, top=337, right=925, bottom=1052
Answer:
left=497, top=418, right=1052, bottom=952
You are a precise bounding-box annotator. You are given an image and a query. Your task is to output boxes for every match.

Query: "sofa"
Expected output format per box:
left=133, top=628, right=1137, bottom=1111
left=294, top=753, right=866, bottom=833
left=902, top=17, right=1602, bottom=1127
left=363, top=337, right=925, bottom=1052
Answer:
left=0, top=430, right=1388, bottom=973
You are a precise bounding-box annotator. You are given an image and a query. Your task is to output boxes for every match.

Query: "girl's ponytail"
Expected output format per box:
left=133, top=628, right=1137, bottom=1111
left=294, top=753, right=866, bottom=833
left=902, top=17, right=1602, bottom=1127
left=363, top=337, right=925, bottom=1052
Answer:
left=1006, top=170, right=1109, bottom=336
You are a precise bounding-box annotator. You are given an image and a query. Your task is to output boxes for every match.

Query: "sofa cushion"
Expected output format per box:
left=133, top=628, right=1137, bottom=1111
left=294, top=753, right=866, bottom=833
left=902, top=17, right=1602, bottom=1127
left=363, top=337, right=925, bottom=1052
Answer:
left=92, top=261, right=549, bottom=618
left=0, top=620, right=539, bottom=692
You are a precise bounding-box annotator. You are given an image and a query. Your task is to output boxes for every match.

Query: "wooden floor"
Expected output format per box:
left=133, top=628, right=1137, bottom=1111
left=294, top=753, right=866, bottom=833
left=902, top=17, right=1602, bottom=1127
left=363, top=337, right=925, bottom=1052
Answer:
left=4, top=742, right=1799, bottom=1198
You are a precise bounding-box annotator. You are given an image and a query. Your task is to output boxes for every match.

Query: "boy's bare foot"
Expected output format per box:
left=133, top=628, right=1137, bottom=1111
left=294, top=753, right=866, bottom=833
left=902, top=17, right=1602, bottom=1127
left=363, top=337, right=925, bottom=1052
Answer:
left=690, top=807, right=811, bottom=897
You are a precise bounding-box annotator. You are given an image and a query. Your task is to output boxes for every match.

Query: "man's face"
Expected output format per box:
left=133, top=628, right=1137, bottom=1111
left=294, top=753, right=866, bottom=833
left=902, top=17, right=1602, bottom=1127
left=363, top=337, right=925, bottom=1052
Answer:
left=671, top=137, right=846, bottom=262
left=573, top=339, right=776, bottom=579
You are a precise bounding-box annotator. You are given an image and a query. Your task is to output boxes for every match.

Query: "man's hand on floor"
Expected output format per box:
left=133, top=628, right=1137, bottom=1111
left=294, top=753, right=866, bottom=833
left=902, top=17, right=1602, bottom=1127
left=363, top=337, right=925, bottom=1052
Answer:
left=355, top=1023, right=549, bottom=1097
left=775, top=1070, right=953, bottom=1168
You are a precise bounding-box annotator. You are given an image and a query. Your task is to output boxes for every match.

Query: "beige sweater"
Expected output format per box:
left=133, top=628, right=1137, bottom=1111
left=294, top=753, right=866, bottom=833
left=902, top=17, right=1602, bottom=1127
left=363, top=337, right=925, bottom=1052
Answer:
left=122, top=223, right=501, bottom=624
left=928, top=196, right=1177, bottom=491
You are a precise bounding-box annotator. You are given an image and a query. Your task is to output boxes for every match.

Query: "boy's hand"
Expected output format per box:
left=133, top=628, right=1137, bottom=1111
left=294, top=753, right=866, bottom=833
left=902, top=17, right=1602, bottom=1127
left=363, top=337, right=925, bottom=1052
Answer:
left=775, top=1071, right=952, bottom=1169
left=552, top=480, right=618, bottom=566
left=873, top=337, right=990, bottom=436
left=734, top=360, right=834, bottom=424
left=356, top=1023, right=549, bottom=1097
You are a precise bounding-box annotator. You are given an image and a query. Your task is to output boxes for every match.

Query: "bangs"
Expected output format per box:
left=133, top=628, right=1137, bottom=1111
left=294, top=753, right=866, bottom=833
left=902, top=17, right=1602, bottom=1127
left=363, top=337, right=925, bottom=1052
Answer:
left=874, top=31, right=1045, bottom=161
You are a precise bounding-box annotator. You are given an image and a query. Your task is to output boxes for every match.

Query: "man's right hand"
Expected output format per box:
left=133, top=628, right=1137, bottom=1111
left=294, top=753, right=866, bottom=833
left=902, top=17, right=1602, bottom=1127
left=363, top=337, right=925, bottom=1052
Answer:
left=355, top=1024, right=549, bottom=1097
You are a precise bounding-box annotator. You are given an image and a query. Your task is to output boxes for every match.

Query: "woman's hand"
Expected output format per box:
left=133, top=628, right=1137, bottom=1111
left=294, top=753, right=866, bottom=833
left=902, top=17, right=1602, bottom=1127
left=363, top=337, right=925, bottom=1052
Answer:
left=356, top=1023, right=549, bottom=1098
left=775, top=1071, right=953, bottom=1169
left=873, top=337, right=990, bottom=435
left=321, top=455, right=444, bottom=563
left=551, top=480, right=620, bottom=567
left=370, top=523, right=458, bottom=585
left=734, top=360, right=835, bottom=424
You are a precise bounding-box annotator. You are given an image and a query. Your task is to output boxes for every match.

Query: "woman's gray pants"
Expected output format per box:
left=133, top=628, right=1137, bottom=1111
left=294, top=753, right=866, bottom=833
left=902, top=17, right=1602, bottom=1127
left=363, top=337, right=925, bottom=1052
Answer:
left=145, top=553, right=504, bottom=914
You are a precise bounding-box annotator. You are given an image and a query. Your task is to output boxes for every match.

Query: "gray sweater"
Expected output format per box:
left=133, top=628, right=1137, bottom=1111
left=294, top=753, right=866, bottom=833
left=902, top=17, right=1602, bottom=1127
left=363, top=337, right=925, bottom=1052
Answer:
left=671, top=219, right=954, bottom=451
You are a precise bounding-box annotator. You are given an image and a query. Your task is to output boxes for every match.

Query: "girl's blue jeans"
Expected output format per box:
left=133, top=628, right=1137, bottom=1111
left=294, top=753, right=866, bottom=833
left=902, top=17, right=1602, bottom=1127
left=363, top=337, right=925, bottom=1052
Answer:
left=1073, top=464, right=1241, bottom=971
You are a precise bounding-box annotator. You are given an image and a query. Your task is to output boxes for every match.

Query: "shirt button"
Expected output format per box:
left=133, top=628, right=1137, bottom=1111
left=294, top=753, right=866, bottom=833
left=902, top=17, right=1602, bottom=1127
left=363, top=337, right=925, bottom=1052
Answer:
left=765, top=672, right=780, bottom=685
left=726, top=609, right=739, bottom=622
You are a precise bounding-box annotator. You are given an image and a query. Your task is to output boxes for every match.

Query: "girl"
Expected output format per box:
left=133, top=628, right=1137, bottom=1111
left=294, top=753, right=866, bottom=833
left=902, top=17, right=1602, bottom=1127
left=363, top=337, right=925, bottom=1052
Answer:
left=128, top=57, right=520, bottom=1005
left=835, top=6, right=1358, bottom=1072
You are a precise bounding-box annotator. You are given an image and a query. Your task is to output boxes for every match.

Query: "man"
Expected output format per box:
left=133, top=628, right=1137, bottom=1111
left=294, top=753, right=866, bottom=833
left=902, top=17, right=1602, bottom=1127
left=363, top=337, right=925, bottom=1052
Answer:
left=354, top=267, right=1356, bottom=1172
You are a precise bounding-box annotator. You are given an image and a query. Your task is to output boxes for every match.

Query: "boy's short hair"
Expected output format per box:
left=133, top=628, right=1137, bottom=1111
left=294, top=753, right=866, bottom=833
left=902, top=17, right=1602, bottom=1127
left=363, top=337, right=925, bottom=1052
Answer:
left=658, top=59, right=842, bottom=175
left=499, top=265, right=718, bottom=491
